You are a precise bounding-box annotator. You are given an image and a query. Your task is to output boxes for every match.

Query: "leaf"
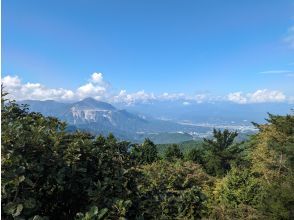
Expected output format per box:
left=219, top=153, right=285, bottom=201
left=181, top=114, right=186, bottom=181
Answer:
left=18, top=175, right=25, bottom=183
left=3, top=202, right=16, bottom=215
left=12, top=204, right=23, bottom=217
left=97, top=208, right=108, bottom=219
left=33, top=215, right=46, bottom=220
left=24, top=198, right=36, bottom=209
left=24, top=178, right=34, bottom=187
left=89, top=206, right=98, bottom=216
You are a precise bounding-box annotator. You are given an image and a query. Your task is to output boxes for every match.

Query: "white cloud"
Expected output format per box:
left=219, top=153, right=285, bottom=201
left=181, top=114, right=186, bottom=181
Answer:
left=112, top=90, right=155, bottom=105
left=182, top=101, right=191, bottom=105
left=227, top=92, right=247, bottom=104
left=259, top=70, right=292, bottom=74
left=159, top=92, right=185, bottom=100
left=190, top=94, right=208, bottom=103
left=2, top=75, right=75, bottom=101
left=259, top=69, right=294, bottom=77
left=77, top=83, right=106, bottom=98
left=76, top=72, right=110, bottom=98
left=1, top=74, right=291, bottom=105
left=91, top=72, right=103, bottom=84
left=249, top=89, right=286, bottom=103
left=1, top=73, right=108, bottom=101
left=2, top=75, right=22, bottom=88
left=227, top=89, right=286, bottom=104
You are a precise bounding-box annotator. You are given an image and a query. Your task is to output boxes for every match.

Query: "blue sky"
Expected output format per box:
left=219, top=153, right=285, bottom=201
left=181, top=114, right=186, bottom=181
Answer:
left=2, top=0, right=294, bottom=104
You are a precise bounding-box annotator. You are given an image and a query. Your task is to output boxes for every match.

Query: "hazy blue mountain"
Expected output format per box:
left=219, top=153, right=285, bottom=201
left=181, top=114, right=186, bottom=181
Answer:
left=71, top=97, right=116, bottom=111
left=121, top=100, right=293, bottom=125
left=19, top=98, right=289, bottom=143
left=20, top=100, right=70, bottom=116
left=19, top=98, right=211, bottom=143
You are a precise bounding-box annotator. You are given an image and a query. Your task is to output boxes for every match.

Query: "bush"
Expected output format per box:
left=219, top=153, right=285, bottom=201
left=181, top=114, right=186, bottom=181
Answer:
left=185, top=147, right=205, bottom=164
left=1, top=99, right=133, bottom=219
left=164, top=144, right=184, bottom=161
left=130, top=138, right=158, bottom=164
left=131, top=160, right=211, bottom=219
left=207, top=167, right=264, bottom=219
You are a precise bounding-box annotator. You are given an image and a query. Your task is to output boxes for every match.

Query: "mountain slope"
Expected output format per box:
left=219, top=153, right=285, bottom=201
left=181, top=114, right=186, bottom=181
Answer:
left=20, top=98, right=204, bottom=142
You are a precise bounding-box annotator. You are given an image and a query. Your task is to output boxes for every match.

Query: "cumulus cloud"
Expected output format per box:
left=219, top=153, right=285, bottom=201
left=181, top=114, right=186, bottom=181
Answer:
left=2, top=75, right=75, bottom=101
left=77, top=83, right=106, bottom=98
left=227, top=92, right=247, bottom=104
left=76, top=72, right=109, bottom=98
left=249, top=89, right=286, bottom=103
left=1, top=73, right=291, bottom=105
left=111, top=90, right=156, bottom=105
left=2, top=75, right=22, bottom=88
left=227, top=89, right=286, bottom=104
left=2, top=73, right=109, bottom=101
left=91, top=72, right=103, bottom=83
left=159, top=92, right=185, bottom=101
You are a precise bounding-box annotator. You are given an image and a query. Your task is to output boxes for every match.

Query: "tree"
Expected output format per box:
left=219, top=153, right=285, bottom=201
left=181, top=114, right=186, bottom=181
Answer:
left=132, top=160, right=210, bottom=219
left=185, top=147, right=205, bottom=164
left=130, top=138, right=158, bottom=164
left=248, top=113, right=294, bottom=219
left=207, top=168, right=265, bottom=219
left=164, top=144, right=184, bottom=161
left=202, top=129, right=239, bottom=176
left=1, top=94, right=134, bottom=219
left=208, top=113, right=294, bottom=219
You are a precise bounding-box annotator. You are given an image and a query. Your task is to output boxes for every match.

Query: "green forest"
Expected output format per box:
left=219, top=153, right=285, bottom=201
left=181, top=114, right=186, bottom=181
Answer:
left=2, top=93, right=294, bottom=219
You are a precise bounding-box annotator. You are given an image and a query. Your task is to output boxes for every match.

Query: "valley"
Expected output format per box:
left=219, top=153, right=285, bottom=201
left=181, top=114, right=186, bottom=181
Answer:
left=19, top=97, right=267, bottom=143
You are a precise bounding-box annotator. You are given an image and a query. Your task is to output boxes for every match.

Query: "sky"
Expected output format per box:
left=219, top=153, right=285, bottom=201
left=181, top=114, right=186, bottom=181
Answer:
left=2, top=0, right=294, bottom=104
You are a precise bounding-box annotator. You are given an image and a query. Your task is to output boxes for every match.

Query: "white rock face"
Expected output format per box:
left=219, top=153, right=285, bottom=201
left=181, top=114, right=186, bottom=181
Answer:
left=71, top=106, right=115, bottom=124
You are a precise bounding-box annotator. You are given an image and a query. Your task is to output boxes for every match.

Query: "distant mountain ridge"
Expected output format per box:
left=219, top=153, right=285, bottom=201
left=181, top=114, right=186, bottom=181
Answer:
left=19, top=98, right=284, bottom=143
left=19, top=98, right=202, bottom=143
left=72, top=97, right=116, bottom=110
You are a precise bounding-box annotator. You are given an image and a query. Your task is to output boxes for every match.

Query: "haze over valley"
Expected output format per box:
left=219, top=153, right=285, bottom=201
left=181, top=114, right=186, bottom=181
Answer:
left=19, top=96, right=292, bottom=143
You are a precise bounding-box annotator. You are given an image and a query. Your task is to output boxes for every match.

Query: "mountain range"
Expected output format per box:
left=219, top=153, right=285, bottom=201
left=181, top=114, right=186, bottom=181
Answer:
left=20, top=98, right=208, bottom=143
left=19, top=98, right=293, bottom=143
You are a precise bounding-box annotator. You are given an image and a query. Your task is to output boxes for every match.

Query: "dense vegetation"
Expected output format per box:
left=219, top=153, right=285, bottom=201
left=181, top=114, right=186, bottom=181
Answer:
left=157, top=140, right=203, bottom=156
left=2, top=93, right=294, bottom=219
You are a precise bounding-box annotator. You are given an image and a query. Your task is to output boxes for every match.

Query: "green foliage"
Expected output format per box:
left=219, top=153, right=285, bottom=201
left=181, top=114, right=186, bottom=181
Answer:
left=146, top=132, right=193, bottom=144
left=75, top=206, right=108, bottom=220
left=1, top=96, right=133, bottom=219
left=248, top=112, right=294, bottom=219
left=2, top=91, right=294, bottom=219
left=164, top=144, right=184, bottom=161
left=130, top=138, right=158, bottom=164
left=131, top=160, right=211, bottom=219
left=185, top=147, right=205, bottom=164
left=202, top=129, right=241, bottom=176
left=208, top=112, right=294, bottom=219
left=207, top=167, right=265, bottom=219
left=157, top=140, right=203, bottom=156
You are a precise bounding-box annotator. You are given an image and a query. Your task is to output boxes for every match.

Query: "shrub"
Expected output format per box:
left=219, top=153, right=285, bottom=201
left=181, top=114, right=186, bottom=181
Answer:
left=131, top=160, right=211, bottom=219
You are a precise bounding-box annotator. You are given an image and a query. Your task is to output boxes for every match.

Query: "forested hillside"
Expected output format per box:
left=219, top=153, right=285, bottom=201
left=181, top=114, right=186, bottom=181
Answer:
left=2, top=94, right=294, bottom=219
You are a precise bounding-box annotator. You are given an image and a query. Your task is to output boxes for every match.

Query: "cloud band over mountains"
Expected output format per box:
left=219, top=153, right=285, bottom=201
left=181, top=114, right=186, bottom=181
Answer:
left=2, top=72, right=292, bottom=105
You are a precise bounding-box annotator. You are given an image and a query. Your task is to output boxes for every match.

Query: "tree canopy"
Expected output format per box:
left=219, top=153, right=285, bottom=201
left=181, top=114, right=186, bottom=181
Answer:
left=1, top=93, right=294, bottom=219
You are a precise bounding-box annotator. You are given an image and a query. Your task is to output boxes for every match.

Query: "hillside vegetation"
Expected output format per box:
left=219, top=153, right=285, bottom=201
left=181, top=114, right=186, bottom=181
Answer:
left=2, top=93, right=294, bottom=219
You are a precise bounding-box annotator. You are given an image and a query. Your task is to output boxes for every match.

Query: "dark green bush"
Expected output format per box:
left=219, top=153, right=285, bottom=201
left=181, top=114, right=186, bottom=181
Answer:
left=1, top=99, right=133, bottom=219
